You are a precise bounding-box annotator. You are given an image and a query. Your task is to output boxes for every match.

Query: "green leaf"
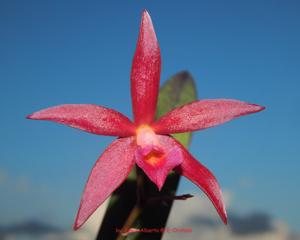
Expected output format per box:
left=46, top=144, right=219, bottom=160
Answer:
left=156, top=71, right=197, bottom=147
left=96, top=71, right=197, bottom=240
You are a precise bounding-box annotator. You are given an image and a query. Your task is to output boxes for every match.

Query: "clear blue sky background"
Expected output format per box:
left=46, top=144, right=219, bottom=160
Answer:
left=0, top=0, right=299, bottom=232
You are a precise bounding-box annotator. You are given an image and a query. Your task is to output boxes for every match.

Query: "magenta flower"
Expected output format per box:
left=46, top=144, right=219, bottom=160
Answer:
left=27, top=10, right=264, bottom=230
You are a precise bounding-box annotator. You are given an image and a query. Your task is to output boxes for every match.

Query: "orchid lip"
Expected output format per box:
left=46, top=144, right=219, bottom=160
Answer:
left=134, top=125, right=184, bottom=191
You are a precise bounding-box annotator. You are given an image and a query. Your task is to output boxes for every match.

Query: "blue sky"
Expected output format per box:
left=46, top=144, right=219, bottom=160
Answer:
left=0, top=0, right=299, bottom=232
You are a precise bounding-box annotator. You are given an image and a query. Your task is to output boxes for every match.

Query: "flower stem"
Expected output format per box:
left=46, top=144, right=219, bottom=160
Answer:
left=115, top=167, right=145, bottom=240
left=116, top=205, right=142, bottom=240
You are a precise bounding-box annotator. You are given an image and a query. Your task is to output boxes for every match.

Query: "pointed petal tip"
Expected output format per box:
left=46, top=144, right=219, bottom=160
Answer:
left=252, top=104, right=265, bottom=112
left=73, top=222, right=80, bottom=231
left=221, top=207, right=228, bottom=225
left=215, top=190, right=228, bottom=225
left=156, top=181, right=163, bottom=191
left=73, top=209, right=84, bottom=231
left=247, top=102, right=265, bottom=113
left=213, top=188, right=228, bottom=225
left=142, top=9, right=149, bottom=16
left=141, top=9, right=152, bottom=22
left=26, top=112, right=43, bottom=120
left=26, top=112, right=40, bottom=120
left=146, top=176, right=165, bottom=192
left=26, top=114, right=33, bottom=119
left=26, top=110, right=44, bottom=120
left=141, top=9, right=152, bottom=25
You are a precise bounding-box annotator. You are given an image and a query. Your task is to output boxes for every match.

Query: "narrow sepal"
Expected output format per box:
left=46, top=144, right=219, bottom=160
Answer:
left=27, top=104, right=136, bottom=137
left=131, top=10, right=161, bottom=125
left=153, top=99, right=265, bottom=134
left=174, top=141, right=228, bottom=224
left=73, top=137, right=136, bottom=230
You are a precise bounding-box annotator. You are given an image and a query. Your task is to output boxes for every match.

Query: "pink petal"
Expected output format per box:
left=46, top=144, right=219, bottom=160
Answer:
left=27, top=104, right=135, bottom=137
left=135, top=135, right=183, bottom=190
left=175, top=141, right=227, bottom=224
left=73, top=137, right=136, bottom=230
left=131, top=10, right=161, bottom=125
left=152, top=99, right=265, bottom=134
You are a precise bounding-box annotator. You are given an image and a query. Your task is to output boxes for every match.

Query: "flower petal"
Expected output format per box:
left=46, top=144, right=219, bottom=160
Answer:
left=131, top=10, right=161, bottom=125
left=135, top=135, right=183, bottom=190
left=153, top=99, right=265, bottom=134
left=175, top=142, right=227, bottom=224
left=73, top=137, right=136, bottom=230
left=27, top=104, right=135, bottom=137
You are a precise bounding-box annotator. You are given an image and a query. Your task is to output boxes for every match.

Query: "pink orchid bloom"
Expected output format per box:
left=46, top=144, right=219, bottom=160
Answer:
left=27, top=10, right=264, bottom=230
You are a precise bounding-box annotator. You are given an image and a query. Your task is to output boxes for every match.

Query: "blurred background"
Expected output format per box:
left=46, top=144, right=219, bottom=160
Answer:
left=1, top=0, right=299, bottom=239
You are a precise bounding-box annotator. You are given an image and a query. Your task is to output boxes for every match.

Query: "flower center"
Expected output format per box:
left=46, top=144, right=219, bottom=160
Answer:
left=136, top=125, right=158, bottom=147
left=136, top=125, right=165, bottom=166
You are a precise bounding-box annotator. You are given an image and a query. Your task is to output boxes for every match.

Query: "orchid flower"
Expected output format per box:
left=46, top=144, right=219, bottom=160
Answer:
left=27, top=10, right=264, bottom=230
